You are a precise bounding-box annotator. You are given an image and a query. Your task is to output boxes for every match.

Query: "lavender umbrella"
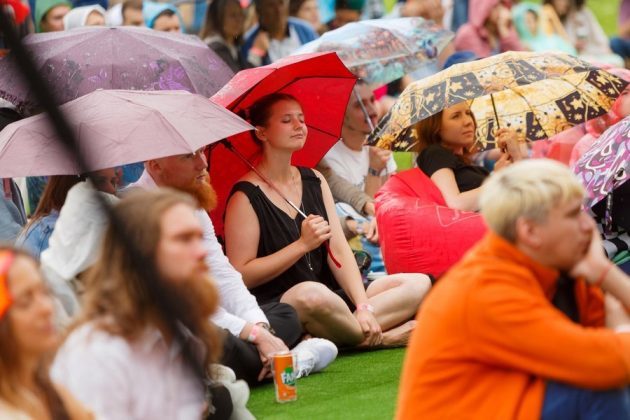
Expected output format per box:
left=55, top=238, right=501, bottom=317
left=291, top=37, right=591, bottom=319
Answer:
left=0, top=89, right=253, bottom=177
left=0, top=26, right=234, bottom=115
left=573, top=115, right=629, bottom=211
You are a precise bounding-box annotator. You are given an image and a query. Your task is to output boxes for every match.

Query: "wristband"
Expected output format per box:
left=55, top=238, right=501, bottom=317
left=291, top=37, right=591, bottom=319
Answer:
left=594, top=263, right=613, bottom=288
left=246, top=324, right=260, bottom=343
left=250, top=46, right=266, bottom=58
left=357, top=303, right=375, bottom=313
left=367, top=167, right=380, bottom=177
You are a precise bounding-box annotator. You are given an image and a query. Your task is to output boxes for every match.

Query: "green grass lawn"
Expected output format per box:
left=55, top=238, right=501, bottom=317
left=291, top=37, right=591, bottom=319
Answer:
left=529, top=0, right=620, bottom=36
left=588, top=0, right=620, bottom=36
left=248, top=348, right=406, bottom=419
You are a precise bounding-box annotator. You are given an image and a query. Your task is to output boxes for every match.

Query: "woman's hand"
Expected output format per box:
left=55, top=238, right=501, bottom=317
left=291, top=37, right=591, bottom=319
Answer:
left=355, top=309, right=382, bottom=347
left=299, top=214, right=332, bottom=251
left=493, top=152, right=512, bottom=171
left=495, top=128, right=526, bottom=164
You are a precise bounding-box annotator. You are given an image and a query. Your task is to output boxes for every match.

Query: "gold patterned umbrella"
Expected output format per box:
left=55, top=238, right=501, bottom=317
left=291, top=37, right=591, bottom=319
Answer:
left=367, top=51, right=628, bottom=151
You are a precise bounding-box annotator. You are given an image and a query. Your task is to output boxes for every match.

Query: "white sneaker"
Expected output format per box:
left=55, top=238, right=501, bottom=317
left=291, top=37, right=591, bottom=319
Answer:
left=292, top=338, right=338, bottom=379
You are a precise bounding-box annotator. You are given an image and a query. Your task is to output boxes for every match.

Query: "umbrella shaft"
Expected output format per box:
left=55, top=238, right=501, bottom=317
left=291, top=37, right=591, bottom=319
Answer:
left=354, top=87, right=375, bottom=132
left=223, top=141, right=308, bottom=218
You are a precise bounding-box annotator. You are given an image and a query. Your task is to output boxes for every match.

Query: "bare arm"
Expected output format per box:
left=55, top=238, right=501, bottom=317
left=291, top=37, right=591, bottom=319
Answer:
left=430, top=168, right=481, bottom=211
left=314, top=169, right=382, bottom=345
left=224, top=191, right=313, bottom=288
left=571, top=227, right=630, bottom=313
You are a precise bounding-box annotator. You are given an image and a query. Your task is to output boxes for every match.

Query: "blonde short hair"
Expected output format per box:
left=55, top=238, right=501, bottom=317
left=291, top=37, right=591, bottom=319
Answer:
left=479, top=159, right=585, bottom=242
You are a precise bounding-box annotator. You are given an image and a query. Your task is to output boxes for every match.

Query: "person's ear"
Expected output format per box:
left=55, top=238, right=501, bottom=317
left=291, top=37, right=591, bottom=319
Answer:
left=254, top=126, right=267, bottom=142
left=146, top=159, right=162, bottom=175
left=514, top=217, right=543, bottom=249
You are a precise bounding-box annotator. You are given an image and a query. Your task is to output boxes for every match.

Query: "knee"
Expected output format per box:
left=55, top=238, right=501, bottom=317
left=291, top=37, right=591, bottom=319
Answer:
left=293, top=282, right=337, bottom=317
left=399, top=274, right=432, bottom=303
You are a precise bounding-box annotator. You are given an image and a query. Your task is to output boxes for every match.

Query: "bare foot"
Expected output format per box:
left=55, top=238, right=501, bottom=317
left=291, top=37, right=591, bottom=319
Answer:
left=380, top=320, right=417, bottom=348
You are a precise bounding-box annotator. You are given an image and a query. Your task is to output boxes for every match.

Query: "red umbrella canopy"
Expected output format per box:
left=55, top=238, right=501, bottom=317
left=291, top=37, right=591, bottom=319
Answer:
left=208, top=52, right=357, bottom=239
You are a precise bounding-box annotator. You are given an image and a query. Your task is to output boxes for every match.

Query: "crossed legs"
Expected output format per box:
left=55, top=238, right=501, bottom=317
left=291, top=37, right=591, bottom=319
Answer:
left=280, top=273, right=431, bottom=347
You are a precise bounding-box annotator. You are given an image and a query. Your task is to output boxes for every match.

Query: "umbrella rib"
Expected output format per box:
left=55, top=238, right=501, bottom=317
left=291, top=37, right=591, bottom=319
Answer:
left=506, top=87, right=550, bottom=138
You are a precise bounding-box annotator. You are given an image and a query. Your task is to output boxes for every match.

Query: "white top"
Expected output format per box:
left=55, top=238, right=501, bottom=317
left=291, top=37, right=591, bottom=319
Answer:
left=41, top=181, right=119, bottom=320
left=322, top=140, right=397, bottom=192
left=268, top=25, right=302, bottom=63
left=51, top=323, right=205, bottom=420
left=127, top=171, right=268, bottom=335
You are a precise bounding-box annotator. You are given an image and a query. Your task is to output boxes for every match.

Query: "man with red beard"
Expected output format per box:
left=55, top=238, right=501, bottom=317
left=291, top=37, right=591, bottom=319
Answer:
left=126, top=148, right=337, bottom=384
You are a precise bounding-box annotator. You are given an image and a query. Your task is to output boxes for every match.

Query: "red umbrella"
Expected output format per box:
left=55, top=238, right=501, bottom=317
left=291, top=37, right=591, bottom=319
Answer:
left=208, top=52, right=356, bottom=241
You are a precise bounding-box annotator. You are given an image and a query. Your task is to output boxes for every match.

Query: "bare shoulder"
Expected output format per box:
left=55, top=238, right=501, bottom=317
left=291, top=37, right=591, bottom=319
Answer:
left=54, top=383, right=94, bottom=420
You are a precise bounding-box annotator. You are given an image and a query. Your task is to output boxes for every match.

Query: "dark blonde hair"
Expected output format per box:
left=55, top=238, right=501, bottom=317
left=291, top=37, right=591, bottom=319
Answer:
left=413, top=107, right=478, bottom=164
left=247, top=92, right=301, bottom=144
left=75, top=189, right=221, bottom=375
left=0, top=247, right=70, bottom=419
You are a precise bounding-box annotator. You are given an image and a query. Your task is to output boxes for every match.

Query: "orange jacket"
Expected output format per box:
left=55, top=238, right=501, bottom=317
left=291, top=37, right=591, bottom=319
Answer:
left=397, top=232, right=630, bottom=420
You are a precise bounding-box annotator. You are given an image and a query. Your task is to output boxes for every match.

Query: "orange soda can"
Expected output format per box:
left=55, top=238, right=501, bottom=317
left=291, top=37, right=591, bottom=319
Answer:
left=271, top=351, right=297, bottom=403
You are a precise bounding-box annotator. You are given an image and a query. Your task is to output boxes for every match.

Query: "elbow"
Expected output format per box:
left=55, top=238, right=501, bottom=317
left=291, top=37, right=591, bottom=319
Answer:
left=443, top=196, right=478, bottom=212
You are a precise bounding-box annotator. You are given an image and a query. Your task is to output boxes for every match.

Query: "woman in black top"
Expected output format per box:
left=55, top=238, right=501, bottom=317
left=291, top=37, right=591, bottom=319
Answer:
left=224, top=93, right=430, bottom=347
left=414, top=101, right=525, bottom=211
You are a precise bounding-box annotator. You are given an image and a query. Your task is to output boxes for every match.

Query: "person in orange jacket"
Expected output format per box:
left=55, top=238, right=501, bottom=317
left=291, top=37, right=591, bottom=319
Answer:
left=397, top=159, right=630, bottom=419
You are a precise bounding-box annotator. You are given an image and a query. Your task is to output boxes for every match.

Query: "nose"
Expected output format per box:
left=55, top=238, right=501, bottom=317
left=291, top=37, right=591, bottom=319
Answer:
left=293, top=118, right=304, bottom=129
left=194, top=151, right=208, bottom=170
left=463, top=114, right=474, bottom=127
left=579, top=211, right=594, bottom=232
left=37, top=292, right=55, bottom=319
left=193, top=237, right=208, bottom=261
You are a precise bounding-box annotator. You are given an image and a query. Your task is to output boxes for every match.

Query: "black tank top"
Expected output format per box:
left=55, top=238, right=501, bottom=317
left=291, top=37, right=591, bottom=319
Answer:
left=228, top=167, right=338, bottom=304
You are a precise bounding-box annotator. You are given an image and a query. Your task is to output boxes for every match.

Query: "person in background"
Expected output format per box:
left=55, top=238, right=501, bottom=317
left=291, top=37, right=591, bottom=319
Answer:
left=610, top=0, right=630, bottom=68
left=63, top=4, right=106, bottom=29
left=200, top=0, right=252, bottom=73
left=121, top=0, right=144, bottom=26
left=35, top=0, right=71, bottom=32
left=289, top=0, right=322, bottom=33
left=327, top=0, right=363, bottom=30
left=454, top=0, right=524, bottom=58
left=242, top=0, right=318, bottom=66
left=16, top=176, right=83, bottom=259
left=143, top=1, right=181, bottom=32
left=0, top=0, right=32, bottom=53
left=542, top=0, right=623, bottom=66
left=321, top=81, right=394, bottom=271
left=512, top=2, right=576, bottom=54
left=0, top=247, right=93, bottom=419
left=397, top=159, right=630, bottom=419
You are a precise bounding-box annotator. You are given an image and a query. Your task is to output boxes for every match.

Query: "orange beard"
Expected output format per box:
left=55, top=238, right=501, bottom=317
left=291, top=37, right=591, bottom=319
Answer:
left=176, top=173, right=218, bottom=212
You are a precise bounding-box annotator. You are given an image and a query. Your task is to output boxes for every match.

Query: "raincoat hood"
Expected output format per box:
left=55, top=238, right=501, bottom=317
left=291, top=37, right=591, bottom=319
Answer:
left=468, top=0, right=503, bottom=29
left=143, top=1, right=181, bottom=29
left=35, top=0, right=71, bottom=32
left=512, top=2, right=576, bottom=54
left=63, top=4, right=106, bottom=30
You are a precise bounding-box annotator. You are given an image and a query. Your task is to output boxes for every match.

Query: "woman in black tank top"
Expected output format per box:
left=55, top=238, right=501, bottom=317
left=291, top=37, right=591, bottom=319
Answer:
left=224, top=93, right=430, bottom=348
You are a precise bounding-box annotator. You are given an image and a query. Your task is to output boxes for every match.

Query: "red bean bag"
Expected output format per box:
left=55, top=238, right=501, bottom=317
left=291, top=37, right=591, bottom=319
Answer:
left=375, top=168, right=486, bottom=277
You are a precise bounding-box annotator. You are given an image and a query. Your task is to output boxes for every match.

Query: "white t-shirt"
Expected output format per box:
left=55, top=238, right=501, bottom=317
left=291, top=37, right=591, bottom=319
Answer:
left=322, top=140, right=397, bottom=192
